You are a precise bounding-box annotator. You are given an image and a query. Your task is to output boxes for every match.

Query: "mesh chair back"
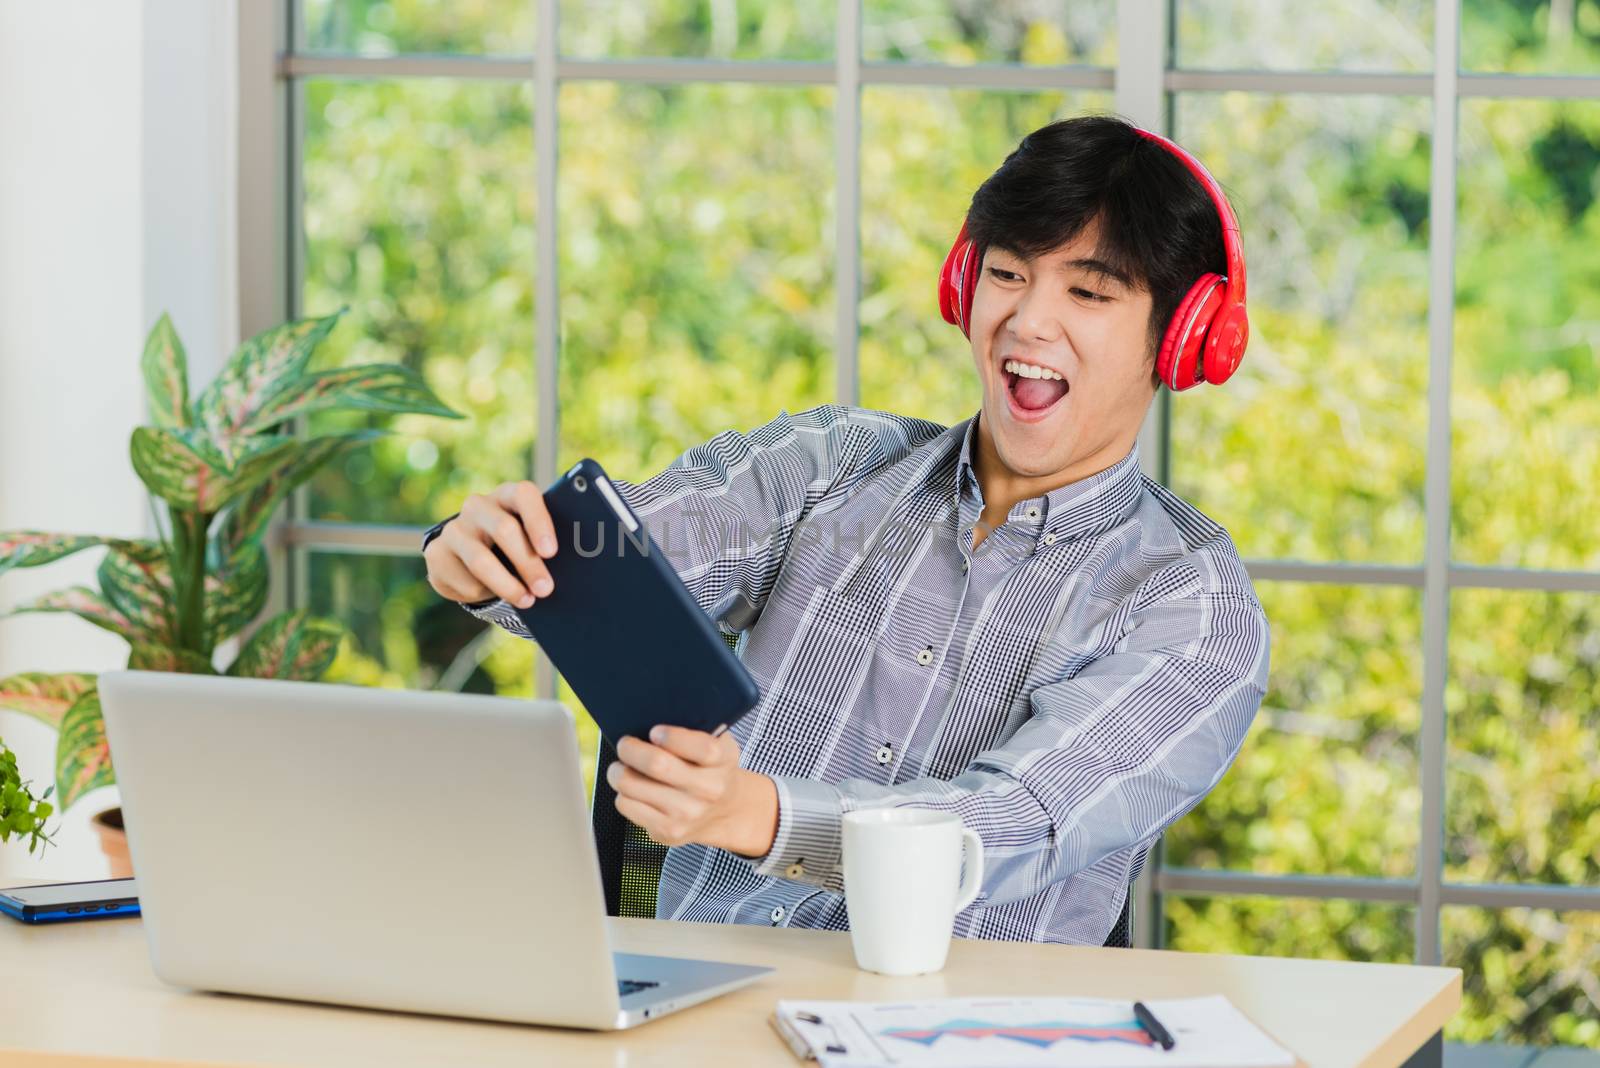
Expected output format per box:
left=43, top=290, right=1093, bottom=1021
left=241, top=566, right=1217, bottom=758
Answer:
left=1103, top=889, right=1134, bottom=949
left=591, top=732, right=671, bottom=918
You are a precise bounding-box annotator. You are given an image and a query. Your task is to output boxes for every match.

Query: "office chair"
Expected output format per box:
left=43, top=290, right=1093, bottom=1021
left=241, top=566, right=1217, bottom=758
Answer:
left=588, top=635, right=1136, bottom=948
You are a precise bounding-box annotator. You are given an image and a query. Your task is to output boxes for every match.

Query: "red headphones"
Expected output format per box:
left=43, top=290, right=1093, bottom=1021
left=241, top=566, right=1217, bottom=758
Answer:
left=938, top=126, right=1249, bottom=391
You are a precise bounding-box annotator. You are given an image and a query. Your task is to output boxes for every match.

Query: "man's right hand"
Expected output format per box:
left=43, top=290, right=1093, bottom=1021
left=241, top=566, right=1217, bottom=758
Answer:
left=423, top=481, right=558, bottom=609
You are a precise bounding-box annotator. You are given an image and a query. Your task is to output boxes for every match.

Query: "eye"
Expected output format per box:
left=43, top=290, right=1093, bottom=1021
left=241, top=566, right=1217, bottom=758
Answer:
left=1070, top=287, right=1110, bottom=303
left=986, top=267, right=1024, bottom=283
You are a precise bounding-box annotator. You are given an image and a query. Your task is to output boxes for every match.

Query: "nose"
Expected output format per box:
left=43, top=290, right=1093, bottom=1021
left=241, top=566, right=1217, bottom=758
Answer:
left=1005, top=282, right=1062, bottom=344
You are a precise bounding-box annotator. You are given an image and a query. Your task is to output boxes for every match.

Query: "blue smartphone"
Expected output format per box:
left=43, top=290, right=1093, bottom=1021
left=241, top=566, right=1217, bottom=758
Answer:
left=492, top=458, right=762, bottom=741
left=0, top=878, right=139, bottom=924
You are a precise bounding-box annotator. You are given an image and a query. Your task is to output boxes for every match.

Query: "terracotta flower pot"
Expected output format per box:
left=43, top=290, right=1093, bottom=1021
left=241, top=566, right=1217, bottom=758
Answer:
left=92, top=807, right=133, bottom=878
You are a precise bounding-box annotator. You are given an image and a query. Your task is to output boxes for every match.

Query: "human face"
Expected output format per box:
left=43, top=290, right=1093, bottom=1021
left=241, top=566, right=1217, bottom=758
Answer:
left=968, top=219, right=1158, bottom=490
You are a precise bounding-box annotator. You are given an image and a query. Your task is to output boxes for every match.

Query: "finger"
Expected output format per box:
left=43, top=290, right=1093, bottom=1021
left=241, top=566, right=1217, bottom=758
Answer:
left=613, top=795, right=681, bottom=845
left=500, top=480, right=558, bottom=559
left=458, top=494, right=552, bottom=603
left=457, top=535, right=535, bottom=608
left=648, top=725, right=727, bottom=767
left=456, top=495, right=535, bottom=605
left=426, top=547, right=495, bottom=604
left=483, top=510, right=554, bottom=599
left=615, top=736, right=699, bottom=789
left=608, top=761, right=699, bottom=818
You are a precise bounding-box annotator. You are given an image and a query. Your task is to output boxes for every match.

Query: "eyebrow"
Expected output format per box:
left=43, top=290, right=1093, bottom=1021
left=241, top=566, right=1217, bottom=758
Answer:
left=1058, top=257, right=1135, bottom=289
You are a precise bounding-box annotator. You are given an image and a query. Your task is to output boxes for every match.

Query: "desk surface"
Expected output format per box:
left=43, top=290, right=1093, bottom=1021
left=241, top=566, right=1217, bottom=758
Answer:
left=0, top=906, right=1459, bottom=1068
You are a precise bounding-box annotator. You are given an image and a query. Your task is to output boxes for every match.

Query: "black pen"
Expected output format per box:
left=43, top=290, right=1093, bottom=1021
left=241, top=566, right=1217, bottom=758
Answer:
left=1133, top=1001, right=1176, bottom=1051
left=794, top=1011, right=846, bottom=1055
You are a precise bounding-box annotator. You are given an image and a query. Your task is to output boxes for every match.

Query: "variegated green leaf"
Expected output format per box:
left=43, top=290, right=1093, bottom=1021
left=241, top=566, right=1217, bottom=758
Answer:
left=128, top=426, right=227, bottom=511
left=141, top=313, right=191, bottom=429
left=226, top=610, right=344, bottom=682
left=129, top=427, right=300, bottom=514
left=0, top=531, right=156, bottom=579
left=0, top=672, right=97, bottom=730
left=98, top=545, right=175, bottom=645
left=205, top=544, right=268, bottom=644
left=7, top=586, right=162, bottom=645
left=54, top=688, right=113, bottom=809
left=127, top=644, right=214, bottom=674
left=214, top=431, right=383, bottom=558
left=95, top=538, right=268, bottom=647
left=193, top=312, right=342, bottom=452
left=115, top=540, right=167, bottom=564
left=240, top=364, right=462, bottom=435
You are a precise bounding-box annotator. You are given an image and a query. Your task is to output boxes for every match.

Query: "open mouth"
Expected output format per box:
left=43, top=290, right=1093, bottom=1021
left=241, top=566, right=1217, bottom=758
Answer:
left=1002, top=359, right=1069, bottom=419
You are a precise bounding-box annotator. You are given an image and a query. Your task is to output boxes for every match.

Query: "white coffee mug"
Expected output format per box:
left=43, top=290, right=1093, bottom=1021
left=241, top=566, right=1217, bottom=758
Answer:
left=841, top=808, right=984, bottom=975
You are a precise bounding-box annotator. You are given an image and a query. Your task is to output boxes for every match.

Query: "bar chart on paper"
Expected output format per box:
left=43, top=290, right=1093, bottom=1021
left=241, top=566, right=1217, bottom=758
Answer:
left=774, top=995, right=1297, bottom=1067
left=882, top=1015, right=1156, bottom=1049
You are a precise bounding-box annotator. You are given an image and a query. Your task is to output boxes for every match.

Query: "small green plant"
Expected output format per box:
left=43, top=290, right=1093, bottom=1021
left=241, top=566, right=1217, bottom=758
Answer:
left=0, top=310, right=460, bottom=827
left=0, top=741, right=53, bottom=854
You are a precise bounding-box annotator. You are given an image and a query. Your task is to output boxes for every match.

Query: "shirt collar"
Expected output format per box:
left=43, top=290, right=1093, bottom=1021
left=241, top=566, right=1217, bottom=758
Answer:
left=954, top=413, right=1144, bottom=550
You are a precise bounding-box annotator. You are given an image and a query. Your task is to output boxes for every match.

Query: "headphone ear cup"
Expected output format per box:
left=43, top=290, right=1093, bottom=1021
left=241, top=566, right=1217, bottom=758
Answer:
left=1201, top=303, right=1250, bottom=386
left=938, top=241, right=964, bottom=328
left=938, top=226, right=981, bottom=338
left=957, top=241, right=980, bottom=338
left=1157, top=274, right=1225, bottom=391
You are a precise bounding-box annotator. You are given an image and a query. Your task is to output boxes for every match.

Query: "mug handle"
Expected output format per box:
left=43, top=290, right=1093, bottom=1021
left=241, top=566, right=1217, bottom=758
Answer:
left=952, top=827, right=984, bottom=914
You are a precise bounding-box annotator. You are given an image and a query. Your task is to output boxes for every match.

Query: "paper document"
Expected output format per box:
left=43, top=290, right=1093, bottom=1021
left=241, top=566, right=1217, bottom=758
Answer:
left=772, top=994, right=1296, bottom=1067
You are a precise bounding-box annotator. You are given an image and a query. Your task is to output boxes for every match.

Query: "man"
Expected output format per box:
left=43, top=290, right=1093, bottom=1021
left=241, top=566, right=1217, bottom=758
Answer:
left=421, top=115, right=1268, bottom=945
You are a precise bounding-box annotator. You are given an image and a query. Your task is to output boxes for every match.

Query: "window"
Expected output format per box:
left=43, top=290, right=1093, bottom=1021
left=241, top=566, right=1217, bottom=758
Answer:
left=262, top=0, right=1600, bottom=1048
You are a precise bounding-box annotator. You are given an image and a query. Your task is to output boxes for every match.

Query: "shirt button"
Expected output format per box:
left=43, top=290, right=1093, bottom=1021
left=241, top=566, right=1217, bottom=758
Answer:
left=1043, top=532, right=1058, bottom=546
left=960, top=559, right=970, bottom=574
left=770, top=905, right=786, bottom=924
left=1025, top=506, right=1041, bottom=520
left=786, top=861, right=805, bottom=880
left=875, top=744, right=893, bottom=765
left=915, top=646, right=934, bottom=666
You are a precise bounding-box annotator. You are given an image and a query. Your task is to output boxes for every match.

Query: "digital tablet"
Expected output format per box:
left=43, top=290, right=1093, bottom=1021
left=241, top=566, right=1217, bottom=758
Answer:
left=491, top=458, right=761, bottom=742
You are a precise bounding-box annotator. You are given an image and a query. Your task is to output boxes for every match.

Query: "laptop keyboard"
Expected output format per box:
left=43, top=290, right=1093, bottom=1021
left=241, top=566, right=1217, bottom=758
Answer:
left=617, top=979, right=660, bottom=997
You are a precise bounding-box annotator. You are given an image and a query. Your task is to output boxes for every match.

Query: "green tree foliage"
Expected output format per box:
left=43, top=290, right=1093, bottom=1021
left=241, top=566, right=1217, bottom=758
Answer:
left=300, top=79, right=536, bottom=526
left=557, top=81, right=836, bottom=477
left=289, top=0, right=1596, bottom=1048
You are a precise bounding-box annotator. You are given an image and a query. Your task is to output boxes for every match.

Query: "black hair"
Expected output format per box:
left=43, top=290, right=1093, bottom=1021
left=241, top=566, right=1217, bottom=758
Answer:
left=964, top=115, right=1229, bottom=367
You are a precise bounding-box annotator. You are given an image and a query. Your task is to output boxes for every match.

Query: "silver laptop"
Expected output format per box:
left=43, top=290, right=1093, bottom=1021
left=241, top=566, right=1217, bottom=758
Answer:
left=97, top=670, right=771, bottom=1029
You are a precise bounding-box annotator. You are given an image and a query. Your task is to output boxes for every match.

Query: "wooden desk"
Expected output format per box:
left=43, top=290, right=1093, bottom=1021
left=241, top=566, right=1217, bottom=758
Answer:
left=0, top=907, right=1458, bottom=1068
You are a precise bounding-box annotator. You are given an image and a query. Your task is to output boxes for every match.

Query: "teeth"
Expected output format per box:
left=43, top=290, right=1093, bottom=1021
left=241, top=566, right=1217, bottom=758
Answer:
left=1003, top=359, right=1064, bottom=381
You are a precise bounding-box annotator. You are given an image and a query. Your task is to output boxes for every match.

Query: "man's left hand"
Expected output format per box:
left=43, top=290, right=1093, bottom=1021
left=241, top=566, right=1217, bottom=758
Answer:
left=609, top=725, right=779, bottom=858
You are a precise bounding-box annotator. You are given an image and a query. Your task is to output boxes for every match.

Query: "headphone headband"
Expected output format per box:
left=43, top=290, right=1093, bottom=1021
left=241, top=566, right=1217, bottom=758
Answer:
left=1131, top=127, right=1247, bottom=309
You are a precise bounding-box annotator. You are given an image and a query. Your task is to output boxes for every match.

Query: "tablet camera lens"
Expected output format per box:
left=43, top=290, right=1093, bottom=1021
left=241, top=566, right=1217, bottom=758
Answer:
left=574, top=475, right=588, bottom=492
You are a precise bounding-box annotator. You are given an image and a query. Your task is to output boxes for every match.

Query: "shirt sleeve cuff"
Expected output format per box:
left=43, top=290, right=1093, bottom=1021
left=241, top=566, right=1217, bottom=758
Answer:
left=749, top=775, right=847, bottom=890
left=459, top=597, right=534, bottom=640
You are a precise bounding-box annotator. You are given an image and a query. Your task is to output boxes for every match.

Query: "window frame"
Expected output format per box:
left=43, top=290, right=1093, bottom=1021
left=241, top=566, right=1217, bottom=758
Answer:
left=243, top=0, right=1600, bottom=965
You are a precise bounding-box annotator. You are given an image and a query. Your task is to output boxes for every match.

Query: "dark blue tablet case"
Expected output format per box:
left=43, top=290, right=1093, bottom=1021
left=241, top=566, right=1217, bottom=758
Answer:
left=492, top=458, right=761, bottom=742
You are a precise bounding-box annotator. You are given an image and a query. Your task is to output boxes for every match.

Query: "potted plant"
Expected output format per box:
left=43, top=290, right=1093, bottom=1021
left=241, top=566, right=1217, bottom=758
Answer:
left=0, top=311, right=460, bottom=873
